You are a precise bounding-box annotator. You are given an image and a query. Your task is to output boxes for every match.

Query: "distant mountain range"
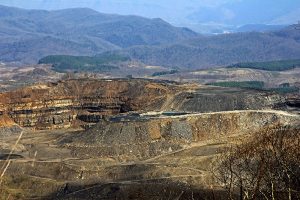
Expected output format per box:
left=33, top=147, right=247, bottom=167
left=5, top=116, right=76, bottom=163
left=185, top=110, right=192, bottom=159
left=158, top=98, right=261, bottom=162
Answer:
left=0, top=5, right=197, bottom=63
left=1, top=0, right=300, bottom=34
left=120, top=25, right=300, bottom=69
left=1, top=5, right=300, bottom=70
left=234, top=24, right=286, bottom=33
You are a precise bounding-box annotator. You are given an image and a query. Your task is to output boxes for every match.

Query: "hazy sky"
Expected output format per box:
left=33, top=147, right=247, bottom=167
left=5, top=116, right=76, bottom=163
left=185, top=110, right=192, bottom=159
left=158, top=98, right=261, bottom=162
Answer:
left=0, top=0, right=299, bottom=27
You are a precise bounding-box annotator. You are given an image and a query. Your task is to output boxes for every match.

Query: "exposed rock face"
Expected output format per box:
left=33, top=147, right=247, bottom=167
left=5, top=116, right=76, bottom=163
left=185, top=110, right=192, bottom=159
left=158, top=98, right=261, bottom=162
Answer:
left=0, top=79, right=287, bottom=130
left=64, top=110, right=299, bottom=160
left=0, top=79, right=176, bottom=129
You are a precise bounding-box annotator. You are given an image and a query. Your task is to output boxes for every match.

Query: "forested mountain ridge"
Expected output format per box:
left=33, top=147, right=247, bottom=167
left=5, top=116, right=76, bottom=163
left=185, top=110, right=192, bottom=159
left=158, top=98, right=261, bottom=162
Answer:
left=0, top=5, right=197, bottom=63
left=120, top=25, right=300, bottom=69
left=1, top=5, right=300, bottom=70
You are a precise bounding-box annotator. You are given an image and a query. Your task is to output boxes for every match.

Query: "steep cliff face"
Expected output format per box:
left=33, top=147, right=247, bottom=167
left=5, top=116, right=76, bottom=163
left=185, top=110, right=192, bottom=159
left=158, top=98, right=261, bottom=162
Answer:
left=0, top=79, right=286, bottom=130
left=0, top=79, right=178, bottom=129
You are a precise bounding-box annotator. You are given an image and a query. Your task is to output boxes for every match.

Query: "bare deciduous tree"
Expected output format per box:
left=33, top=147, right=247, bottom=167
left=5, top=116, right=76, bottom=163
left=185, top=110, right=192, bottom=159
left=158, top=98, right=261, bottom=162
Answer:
left=213, top=125, right=300, bottom=200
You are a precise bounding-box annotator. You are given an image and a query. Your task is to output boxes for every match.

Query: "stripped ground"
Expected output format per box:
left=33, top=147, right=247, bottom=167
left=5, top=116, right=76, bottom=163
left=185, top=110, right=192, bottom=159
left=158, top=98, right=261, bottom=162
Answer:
left=0, top=112, right=298, bottom=199
left=0, top=108, right=299, bottom=199
left=1, top=130, right=232, bottom=199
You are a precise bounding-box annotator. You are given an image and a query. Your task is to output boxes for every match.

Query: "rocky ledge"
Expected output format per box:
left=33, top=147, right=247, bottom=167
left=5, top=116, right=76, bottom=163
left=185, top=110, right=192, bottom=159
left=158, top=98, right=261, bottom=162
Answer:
left=0, top=79, right=290, bottom=130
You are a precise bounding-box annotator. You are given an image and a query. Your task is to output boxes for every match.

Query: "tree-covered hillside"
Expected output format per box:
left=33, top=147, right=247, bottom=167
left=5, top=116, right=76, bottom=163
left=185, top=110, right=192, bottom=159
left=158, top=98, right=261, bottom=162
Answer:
left=0, top=5, right=197, bottom=63
left=207, top=81, right=299, bottom=94
left=228, top=59, right=300, bottom=71
left=123, top=26, right=300, bottom=69
left=39, top=54, right=129, bottom=72
left=1, top=6, right=300, bottom=70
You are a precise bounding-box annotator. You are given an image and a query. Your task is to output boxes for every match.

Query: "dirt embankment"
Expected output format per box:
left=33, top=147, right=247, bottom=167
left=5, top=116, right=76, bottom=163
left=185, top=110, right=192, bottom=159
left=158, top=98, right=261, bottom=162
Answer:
left=63, top=110, right=299, bottom=160
left=0, top=115, right=22, bottom=137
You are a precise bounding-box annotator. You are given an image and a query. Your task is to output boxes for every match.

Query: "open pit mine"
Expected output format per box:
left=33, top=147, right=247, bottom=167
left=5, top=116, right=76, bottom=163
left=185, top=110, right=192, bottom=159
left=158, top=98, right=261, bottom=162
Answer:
left=0, top=79, right=299, bottom=199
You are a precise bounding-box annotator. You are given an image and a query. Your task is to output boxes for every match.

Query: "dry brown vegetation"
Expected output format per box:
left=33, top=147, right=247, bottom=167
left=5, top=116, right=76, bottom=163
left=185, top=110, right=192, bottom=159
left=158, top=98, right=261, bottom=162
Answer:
left=213, top=125, right=300, bottom=200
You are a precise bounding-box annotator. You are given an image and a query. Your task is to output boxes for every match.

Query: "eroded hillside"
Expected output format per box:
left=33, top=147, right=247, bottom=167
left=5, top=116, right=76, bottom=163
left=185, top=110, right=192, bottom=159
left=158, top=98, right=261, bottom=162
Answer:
left=0, top=79, right=290, bottom=130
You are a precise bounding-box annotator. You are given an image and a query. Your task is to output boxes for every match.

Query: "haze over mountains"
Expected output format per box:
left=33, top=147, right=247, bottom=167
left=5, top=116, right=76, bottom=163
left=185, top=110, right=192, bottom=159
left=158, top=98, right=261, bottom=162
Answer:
left=0, top=5, right=197, bottom=63
left=1, top=0, right=300, bottom=33
left=0, top=5, right=300, bottom=69
left=122, top=25, right=300, bottom=69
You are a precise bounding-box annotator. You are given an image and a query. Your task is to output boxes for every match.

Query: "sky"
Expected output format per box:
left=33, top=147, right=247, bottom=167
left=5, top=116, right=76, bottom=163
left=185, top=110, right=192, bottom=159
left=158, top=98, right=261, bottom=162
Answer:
left=0, top=0, right=299, bottom=32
